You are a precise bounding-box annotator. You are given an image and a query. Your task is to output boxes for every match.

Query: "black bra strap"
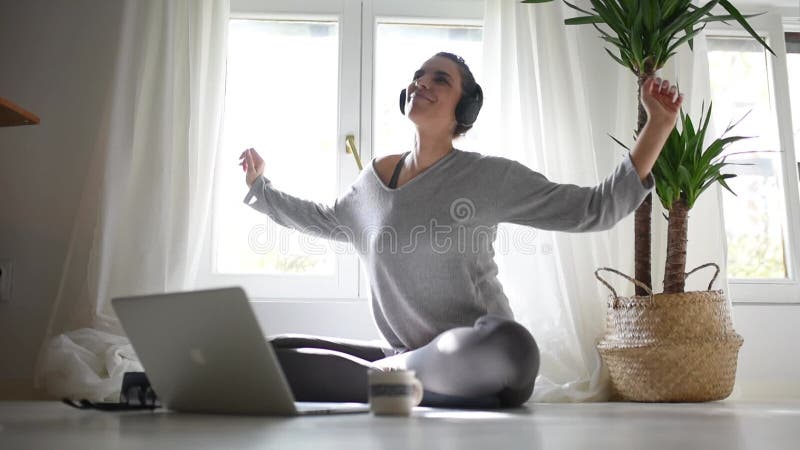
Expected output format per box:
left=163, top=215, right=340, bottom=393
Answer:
left=388, top=151, right=411, bottom=189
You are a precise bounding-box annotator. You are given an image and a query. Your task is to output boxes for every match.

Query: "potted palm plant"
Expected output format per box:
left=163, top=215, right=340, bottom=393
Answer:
left=521, top=0, right=776, bottom=400
left=596, top=104, right=752, bottom=401
left=522, top=0, right=774, bottom=293
left=648, top=103, right=751, bottom=294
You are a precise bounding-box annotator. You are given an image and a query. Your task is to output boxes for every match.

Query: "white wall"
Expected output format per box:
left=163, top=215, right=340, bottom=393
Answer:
left=0, top=0, right=124, bottom=398
left=0, top=0, right=797, bottom=400
left=731, top=304, right=800, bottom=399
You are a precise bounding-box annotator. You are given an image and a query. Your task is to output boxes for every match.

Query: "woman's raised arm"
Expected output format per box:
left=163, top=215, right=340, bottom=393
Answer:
left=492, top=154, right=654, bottom=233
left=240, top=148, right=352, bottom=243
left=493, top=76, right=681, bottom=233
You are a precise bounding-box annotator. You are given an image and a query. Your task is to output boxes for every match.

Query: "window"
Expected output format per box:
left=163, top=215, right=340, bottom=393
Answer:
left=197, top=0, right=484, bottom=300
left=373, top=22, right=484, bottom=158
left=705, top=13, right=800, bottom=303
left=788, top=32, right=800, bottom=212
left=707, top=36, right=789, bottom=279
left=219, top=19, right=341, bottom=278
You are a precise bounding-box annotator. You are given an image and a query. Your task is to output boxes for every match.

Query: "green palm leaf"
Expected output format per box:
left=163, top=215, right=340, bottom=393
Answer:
left=646, top=103, right=755, bottom=210
left=717, top=0, right=775, bottom=56
left=566, top=15, right=605, bottom=25
left=523, top=1, right=775, bottom=76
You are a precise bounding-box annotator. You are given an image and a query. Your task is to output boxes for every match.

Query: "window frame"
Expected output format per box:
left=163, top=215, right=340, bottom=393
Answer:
left=196, top=0, right=363, bottom=301
left=197, top=0, right=485, bottom=302
left=705, top=8, right=800, bottom=304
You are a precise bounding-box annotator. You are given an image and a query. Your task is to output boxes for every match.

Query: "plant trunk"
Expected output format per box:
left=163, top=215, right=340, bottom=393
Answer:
left=663, top=198, right=689, bottom=294
left=634, top=74, right=653, bottom=296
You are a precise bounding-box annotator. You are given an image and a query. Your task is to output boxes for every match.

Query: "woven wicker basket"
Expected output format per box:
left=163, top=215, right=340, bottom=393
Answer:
left=594, top=263, right=744, bottom=402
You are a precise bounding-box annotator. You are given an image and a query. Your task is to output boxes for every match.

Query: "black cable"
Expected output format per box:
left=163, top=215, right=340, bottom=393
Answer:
left=62, top=398, right=160, bottom=411
left=62, top=372, right=162, bottom=412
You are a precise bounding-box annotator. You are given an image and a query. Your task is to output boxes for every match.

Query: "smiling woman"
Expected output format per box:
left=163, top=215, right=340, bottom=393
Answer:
left=236, top=37, right=681, bottom=405
left=374, top=23, right=484, bottom=158
left=401, top=52, right=484, bottom=139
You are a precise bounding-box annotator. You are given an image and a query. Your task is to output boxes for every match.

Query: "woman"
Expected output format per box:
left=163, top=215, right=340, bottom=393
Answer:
left=239, top=52, right=683, bottom=408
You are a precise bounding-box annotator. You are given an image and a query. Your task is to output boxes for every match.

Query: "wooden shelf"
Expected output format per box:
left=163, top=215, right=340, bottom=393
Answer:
left=0, top=97, right=39, bottom=127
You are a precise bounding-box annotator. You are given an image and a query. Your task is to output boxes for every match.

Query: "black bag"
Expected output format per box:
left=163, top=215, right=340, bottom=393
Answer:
left=62, top=372, right=160, bottom=411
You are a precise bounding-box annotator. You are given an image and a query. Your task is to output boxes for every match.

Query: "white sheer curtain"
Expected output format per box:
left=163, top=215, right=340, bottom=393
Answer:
left=481, top=0, right=728, bottom=401
left=35, top=0, right=229, bottom=401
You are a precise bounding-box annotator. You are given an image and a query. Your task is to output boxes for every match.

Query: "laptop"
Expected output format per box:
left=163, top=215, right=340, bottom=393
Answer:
left=111, top=286, right=370, bottom=416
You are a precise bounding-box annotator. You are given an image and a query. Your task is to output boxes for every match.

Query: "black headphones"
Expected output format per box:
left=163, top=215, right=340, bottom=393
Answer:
left=399, top=83, right=484, bottom=128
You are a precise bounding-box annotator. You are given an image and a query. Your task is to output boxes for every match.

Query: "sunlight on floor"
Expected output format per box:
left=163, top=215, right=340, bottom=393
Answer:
left=415, top=408, right=517, bottom=420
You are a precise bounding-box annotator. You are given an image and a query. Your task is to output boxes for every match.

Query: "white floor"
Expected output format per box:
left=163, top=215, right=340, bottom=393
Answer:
left=1, top=400, right=798, bottom=449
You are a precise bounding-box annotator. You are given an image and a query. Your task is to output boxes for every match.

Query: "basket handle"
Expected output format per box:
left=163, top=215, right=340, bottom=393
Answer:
left=594, top=267, right=653, bottom=301
left=685, top=262, right=720, bottom=291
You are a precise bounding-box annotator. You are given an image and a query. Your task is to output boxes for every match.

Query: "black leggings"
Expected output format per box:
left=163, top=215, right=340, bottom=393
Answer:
left=269, top=315, right=539, bottom=409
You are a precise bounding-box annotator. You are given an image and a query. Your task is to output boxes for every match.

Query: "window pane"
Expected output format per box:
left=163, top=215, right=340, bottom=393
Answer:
left=216, top=19, right=339, bottom=275
left=374, top=23, right=483, bottom=158
left=788, top=32, right=800, bottom=196
left=707, top=36, right=789, bottom=279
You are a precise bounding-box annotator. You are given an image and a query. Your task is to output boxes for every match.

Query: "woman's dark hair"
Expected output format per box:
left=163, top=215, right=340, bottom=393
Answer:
left=434, top=52, right=482, bottom=137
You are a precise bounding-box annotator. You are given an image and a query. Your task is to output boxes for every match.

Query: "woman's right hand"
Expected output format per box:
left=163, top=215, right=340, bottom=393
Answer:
left=239, top=148, right=265, bottom=188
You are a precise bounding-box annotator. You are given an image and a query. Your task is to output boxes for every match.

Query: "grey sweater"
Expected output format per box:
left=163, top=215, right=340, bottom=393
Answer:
left=244, top=149, right=654, bottom=354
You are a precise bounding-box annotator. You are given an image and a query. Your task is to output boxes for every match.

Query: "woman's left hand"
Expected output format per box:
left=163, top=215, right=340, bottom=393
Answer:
left=641, top=76, right=684, bottom=126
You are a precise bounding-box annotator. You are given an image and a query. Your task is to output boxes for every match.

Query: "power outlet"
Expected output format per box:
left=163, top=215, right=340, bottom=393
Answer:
left=0, top=258, right=14, bottom=302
